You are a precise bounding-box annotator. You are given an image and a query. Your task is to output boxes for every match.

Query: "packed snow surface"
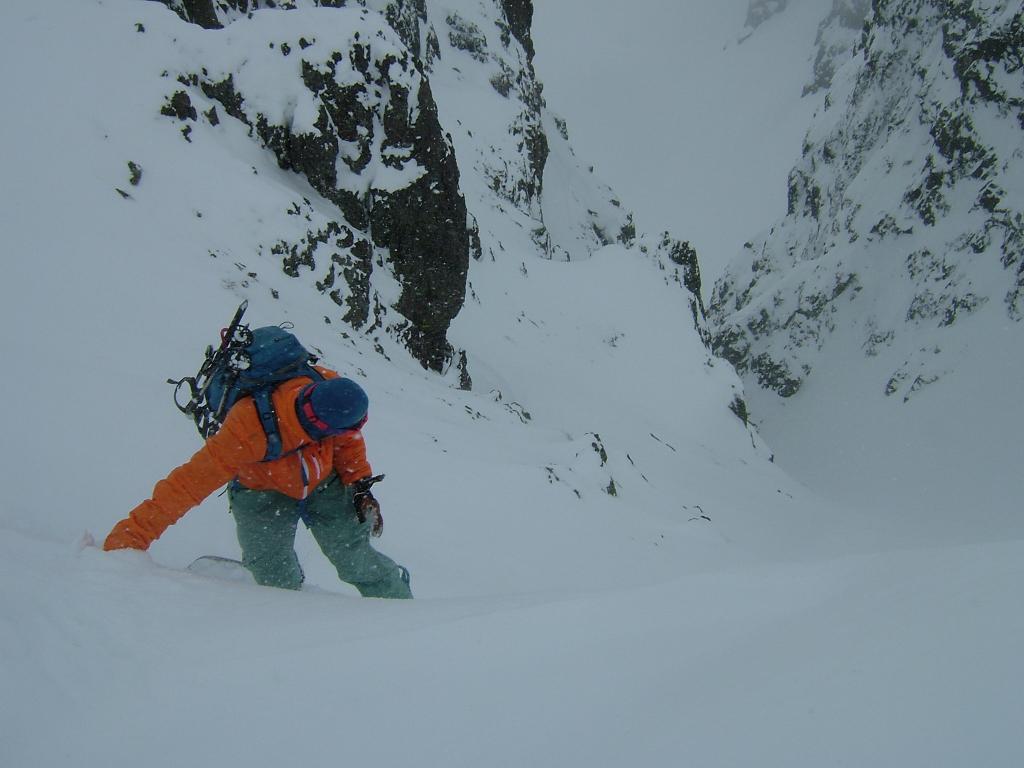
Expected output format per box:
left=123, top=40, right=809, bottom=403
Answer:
left=1, top=1, right=1020, bottom=766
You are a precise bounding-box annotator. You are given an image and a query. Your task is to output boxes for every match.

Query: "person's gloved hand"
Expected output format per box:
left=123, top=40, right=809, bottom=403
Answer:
left=352, top=475, right=385, bottom=537
left=355, top=491, right=383, bottom=537
left=103, top=518, right=151, bottom=551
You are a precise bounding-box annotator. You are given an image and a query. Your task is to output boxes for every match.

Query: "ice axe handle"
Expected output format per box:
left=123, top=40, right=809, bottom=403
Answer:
left=355, top=474, right=385, bottom=493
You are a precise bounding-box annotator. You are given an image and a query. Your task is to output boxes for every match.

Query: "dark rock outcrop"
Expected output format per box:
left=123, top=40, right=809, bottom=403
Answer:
left=156, top=2, right=469, bottom=372
left=661, top=234, right=711, bottom=347
left=499, top=0, right=535, bottom=61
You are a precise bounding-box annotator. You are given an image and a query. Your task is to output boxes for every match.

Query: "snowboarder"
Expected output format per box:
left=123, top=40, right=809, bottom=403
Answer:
left=104, top=370, right=413, bottom=599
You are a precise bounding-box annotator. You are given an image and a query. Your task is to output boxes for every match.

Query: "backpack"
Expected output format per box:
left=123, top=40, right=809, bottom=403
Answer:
left=169, top=301, right=324, bottom=461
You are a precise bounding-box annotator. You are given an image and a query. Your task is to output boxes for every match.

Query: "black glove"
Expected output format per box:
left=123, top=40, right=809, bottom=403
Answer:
left=352, top=475, right=385, bottom=537
left=355, top=491, right=383, bottom=537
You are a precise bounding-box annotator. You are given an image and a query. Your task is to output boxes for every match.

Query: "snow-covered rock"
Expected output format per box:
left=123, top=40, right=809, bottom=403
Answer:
left=149, top=0, right=694, bottom=376
left=154, top=0, right=469, bottom=371
left=425, top=0, right=636, bottom=265
left=711, top=0, right=1024, bottom=403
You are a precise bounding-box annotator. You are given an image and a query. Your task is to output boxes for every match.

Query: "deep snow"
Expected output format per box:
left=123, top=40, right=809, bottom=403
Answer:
left=1, top=2, right=1021, bottom=767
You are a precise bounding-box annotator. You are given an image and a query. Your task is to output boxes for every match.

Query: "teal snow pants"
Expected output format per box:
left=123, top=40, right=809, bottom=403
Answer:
left=228, top=474, right=412, bottom=599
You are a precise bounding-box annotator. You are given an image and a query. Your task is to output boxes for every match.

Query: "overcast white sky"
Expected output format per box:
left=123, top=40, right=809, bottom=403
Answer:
left=532, top=0, right=830, bottom=288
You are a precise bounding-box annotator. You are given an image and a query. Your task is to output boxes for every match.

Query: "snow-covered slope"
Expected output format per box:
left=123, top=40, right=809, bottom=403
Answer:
left=709, top=0, right=1024, bottom=523
left=1, top=1, right=1022, bottom=766
left=7, top=526, right=1022, bottom=768
left=0, top=0, right=760, bottom=586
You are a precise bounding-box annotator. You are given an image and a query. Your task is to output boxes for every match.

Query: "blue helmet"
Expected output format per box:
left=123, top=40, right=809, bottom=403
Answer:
left=296, top=378, right=369, bottom=439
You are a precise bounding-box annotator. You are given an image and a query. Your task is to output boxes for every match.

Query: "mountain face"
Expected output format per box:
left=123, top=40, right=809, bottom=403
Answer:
left=805, top=0, right=872, bottom=95
left=151, top=0, right=699, bottom=381
left=422, top=0, right=645, bottom=265
left=710, top=0, right=1023, bottom=404
left=158, top=0, right=469, bottom=372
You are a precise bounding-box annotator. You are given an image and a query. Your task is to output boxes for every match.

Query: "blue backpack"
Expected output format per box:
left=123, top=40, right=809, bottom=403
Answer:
left=169, top=301, right=323, bottom=460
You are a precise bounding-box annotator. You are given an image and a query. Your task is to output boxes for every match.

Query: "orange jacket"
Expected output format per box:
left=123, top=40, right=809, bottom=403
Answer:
left=104, top=368, right=371, bottom=550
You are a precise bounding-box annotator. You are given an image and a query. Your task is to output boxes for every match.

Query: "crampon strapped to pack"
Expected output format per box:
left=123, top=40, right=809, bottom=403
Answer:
left=168, top=301, right=324, bottom=460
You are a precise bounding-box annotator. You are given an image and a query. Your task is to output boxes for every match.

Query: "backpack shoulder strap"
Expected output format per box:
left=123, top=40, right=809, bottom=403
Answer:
left=252, top=388, right=283, bottom=462
left=254, top=365, right=326, bottom=463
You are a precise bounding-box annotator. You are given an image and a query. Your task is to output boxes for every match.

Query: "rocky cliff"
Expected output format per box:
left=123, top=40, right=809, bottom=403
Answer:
left=156, top=0, right=469, bottom=372
left=710, top=0, right=1023, bottom=404
left=423, top=0, right=637, bottom=265
left=150, top=0, right=700, bottom=380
